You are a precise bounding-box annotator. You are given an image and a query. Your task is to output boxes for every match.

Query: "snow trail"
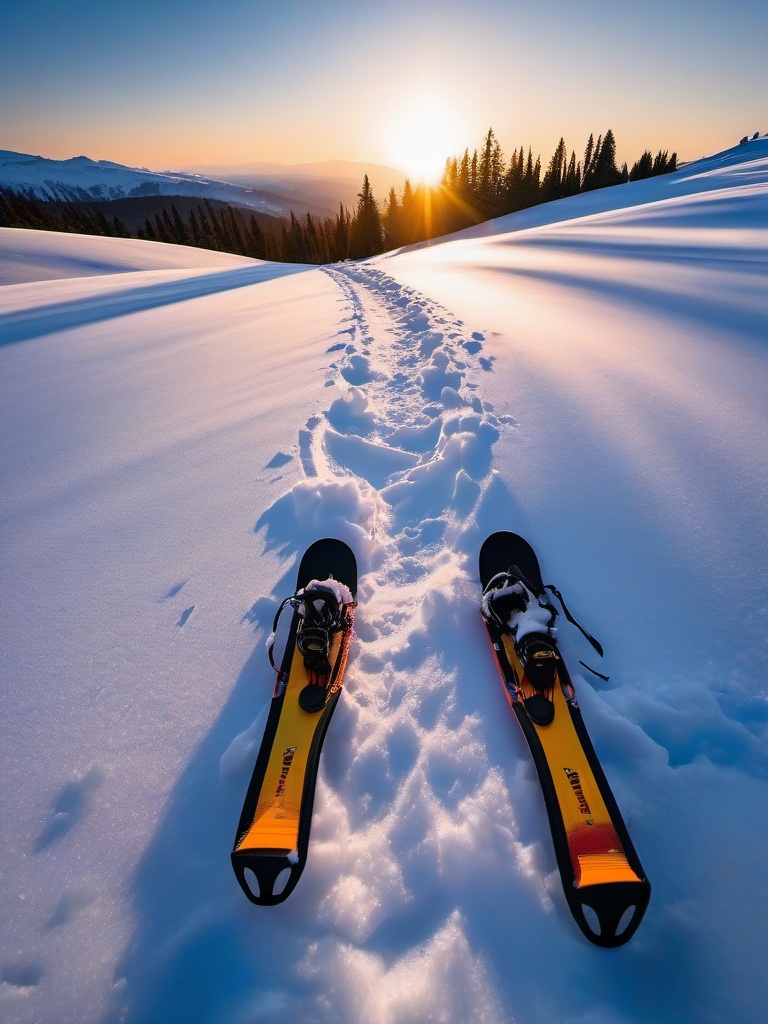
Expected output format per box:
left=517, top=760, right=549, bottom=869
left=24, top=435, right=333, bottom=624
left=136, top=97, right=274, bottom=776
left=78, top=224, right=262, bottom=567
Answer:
left=234, top=262, right=537, bottom=1018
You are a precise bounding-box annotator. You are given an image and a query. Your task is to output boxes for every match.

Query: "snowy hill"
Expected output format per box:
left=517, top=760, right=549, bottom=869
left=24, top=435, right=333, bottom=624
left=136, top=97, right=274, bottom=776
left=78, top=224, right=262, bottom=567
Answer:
left=1, top=139, right=767, bottom=1024
left=0, top=149, right=290, bottom=215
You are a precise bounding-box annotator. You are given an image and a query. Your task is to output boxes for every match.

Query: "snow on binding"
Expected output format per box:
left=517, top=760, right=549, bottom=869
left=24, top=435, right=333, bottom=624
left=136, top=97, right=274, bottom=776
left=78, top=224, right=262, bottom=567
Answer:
left=479, top=532, right=650, bottom=946
left=232, top=538, right=357, bottom=905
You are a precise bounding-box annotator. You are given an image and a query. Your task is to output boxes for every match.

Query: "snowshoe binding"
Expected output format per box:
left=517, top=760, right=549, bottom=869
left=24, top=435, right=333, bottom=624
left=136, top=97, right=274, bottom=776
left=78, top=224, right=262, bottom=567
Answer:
left=481, top=568, right=561, bottom=724
left=270, top=578, right=355, bottom=713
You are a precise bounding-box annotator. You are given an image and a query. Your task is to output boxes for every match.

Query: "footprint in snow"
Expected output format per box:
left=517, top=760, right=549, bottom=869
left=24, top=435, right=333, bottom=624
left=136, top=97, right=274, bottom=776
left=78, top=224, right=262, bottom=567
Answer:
left=45, top=886, right=98, bottom=930
left=325, top=389, right=377, bottom=438
left=340, top=354, right=374, bottom=386
left=2, top=961, right=44, bottom=989
left=33, top=766, right=104, bottom=854
left=265, top=452, right=292, bottom=469
left=176, top=606, right=195, bottom=628
left=298, top=415, right=322, bottom=477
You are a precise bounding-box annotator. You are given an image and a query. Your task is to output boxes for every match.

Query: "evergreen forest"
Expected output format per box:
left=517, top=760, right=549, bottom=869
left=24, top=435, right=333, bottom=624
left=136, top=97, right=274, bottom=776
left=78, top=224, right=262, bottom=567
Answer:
left=1, top=129, right=677, bottom=263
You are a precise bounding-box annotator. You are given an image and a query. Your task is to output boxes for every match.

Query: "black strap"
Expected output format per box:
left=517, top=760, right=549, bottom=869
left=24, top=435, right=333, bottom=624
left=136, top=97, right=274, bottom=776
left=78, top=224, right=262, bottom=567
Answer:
left=267, top=595, right=294, bottom=671
left=545, top=584, right=604, bottom=657
left=579, top=660, right=610, bottom=681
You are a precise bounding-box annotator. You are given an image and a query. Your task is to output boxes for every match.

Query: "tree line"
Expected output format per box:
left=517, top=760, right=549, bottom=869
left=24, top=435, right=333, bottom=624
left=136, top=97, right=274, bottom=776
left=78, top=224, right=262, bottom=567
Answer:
left=1, top=128, right=677, bottom=263
left=381, top=128, right=677, bottom=246
left=0, top=188, right=361, bottom=264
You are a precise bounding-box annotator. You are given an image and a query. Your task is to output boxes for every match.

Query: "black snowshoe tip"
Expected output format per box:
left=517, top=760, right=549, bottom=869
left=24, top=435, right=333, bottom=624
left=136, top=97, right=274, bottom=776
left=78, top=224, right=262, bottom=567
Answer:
left=523, top=692, right=555, bottom=726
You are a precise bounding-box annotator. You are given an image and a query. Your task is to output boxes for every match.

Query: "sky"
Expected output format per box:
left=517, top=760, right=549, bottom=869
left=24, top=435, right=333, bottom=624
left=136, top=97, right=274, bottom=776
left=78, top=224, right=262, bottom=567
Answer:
left=2, top=0, right=767, bottom=178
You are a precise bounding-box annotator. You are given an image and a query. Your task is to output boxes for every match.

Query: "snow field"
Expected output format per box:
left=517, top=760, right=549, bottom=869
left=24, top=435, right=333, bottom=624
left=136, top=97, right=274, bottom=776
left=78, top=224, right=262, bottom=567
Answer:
left=1, top=137, right=768, bottom=1024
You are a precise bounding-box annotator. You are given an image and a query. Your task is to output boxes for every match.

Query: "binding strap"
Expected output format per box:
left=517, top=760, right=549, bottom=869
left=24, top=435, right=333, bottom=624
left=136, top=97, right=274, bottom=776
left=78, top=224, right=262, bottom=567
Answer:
left=544, top=584, right=604, bottom=657
left=267, top=595, right=295, bottom=671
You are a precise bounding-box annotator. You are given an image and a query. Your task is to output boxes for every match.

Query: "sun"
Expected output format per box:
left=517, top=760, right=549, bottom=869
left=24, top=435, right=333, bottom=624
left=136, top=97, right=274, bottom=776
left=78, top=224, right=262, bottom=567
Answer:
left=388, top=91, right=458, bottom=186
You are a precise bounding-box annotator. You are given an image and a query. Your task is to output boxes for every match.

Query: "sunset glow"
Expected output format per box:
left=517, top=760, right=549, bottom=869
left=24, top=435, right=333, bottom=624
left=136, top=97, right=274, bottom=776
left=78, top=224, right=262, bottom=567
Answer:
left=388, top=93, right=459, bottom=185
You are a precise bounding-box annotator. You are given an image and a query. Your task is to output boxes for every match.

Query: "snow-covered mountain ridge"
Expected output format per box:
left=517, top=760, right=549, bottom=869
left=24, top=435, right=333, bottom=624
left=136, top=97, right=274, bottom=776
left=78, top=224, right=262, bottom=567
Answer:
left=0, top=149, right=408, bottom=221
left=1, top=138, right=767, bottom=1024
left=0, top=148, right=288, bottom=214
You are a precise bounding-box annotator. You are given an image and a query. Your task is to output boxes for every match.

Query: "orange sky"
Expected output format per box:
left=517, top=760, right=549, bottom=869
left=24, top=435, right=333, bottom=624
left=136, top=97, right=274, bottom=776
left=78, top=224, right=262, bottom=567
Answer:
left=2, top=0, right=766, bottom=175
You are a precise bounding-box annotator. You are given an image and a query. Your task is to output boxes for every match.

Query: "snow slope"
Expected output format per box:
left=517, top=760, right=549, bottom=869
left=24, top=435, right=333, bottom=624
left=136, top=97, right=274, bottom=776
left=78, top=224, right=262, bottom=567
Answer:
left=0, top=229, right=258, bottom=286
left=1, top=138, right=767, bottom=1024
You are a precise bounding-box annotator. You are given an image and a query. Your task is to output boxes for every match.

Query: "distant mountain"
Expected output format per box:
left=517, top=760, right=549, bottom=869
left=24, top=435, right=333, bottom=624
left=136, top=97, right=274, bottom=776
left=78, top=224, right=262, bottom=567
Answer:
left=0, top=151, right=407, bottom=219
left=0, top=149, right=294, bottom=214
left=184, top=159, right=407, bottom=203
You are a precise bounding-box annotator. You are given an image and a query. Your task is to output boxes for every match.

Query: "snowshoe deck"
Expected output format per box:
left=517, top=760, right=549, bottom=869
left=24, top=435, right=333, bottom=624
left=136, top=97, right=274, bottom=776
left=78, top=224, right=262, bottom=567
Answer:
left=480, top=532, right=650, bottom=946
left=232, top=538, right=357, bottom=905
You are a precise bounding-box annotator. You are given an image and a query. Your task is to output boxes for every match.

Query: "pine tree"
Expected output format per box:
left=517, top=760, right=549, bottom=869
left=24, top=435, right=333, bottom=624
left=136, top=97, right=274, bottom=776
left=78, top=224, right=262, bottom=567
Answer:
left=95, top=210, right=111, bottom=236
left=161, top=206, right=176, bottom=243
left=475, top=129, right=505, bottom=213
left=479, top=128, right=496, bottom=205
left=112, top=215, right=129, bottom=238
left=583, top=133, right=595, bottom=189
left=189, top=209, right=203, bottom=246
left=204, top=201, right=224, bottom=249
left=305, top=212, right=327, bottom=263
left=171, top=204, right=189, bottom=245
left=215, top=205, right=236, bottom=251
left=652, top=149, right=677, bottom=175
left=400, top=178, right=415, bottom=245
left=290, top=210, right=308, bottom=262
left=247, top=214, right=266, bottom=259
left=442, top=157, right=458, bottom=190
left=154, top=212, right=170, bottom=243
left=197, top=205, right=216, bottom=249
left=227, top=206, right=247, bottom=254
left=383, top=186, right=402, bottom=247
left=347, top=174, right=383, bottom=259
left=629, top=150, right=654, bottom=181
left=518, top=148, right=541, bottom=209
left=333, top=203, right=349, bottom=261
left=458, top=149, right=470, bottom=193
left=563, top=151, right=581, bottom=196
left=281, top=224, right=294, bottom=262
left=592, top=129, right=621, bottom=189
left=582, top=133, right=604, bottom=191
left=504, top=147, right=525, bottom=211
left=542, top=137, right=567, bottom=202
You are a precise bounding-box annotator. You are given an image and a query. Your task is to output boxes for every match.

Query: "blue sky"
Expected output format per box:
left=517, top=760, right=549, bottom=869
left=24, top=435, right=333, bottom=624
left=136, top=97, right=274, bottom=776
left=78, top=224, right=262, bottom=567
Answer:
left=2, top=0, right=766, bottom=173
